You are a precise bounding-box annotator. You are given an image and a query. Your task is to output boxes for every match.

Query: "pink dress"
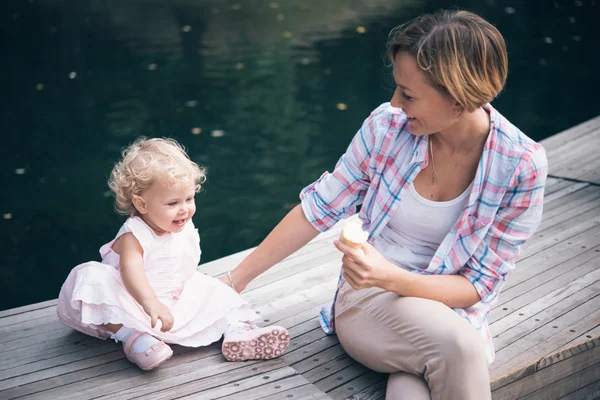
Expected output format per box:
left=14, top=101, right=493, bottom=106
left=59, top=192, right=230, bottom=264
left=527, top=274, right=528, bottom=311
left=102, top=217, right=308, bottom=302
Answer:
left=57, top=217, right=259, bottom=347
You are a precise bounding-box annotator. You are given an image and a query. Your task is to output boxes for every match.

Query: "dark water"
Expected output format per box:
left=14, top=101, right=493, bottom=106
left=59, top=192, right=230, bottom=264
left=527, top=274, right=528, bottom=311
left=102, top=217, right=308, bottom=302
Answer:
left=1, top=0, right=598, bottom=311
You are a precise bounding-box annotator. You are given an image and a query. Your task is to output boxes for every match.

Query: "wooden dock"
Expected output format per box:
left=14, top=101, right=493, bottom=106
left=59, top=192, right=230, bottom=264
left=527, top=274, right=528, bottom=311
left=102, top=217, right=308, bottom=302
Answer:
left=1, top=115, right=599, bottom=399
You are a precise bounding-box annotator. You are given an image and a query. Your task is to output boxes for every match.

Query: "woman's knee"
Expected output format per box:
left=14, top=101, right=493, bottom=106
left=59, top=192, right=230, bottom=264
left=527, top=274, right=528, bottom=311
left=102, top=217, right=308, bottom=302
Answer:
left=429, top=322, right=487, bottom=367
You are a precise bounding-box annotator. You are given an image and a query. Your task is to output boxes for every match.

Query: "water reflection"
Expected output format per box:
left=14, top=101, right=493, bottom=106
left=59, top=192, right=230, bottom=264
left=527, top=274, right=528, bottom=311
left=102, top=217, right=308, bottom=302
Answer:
left=1, top=0, right=598, bottom=310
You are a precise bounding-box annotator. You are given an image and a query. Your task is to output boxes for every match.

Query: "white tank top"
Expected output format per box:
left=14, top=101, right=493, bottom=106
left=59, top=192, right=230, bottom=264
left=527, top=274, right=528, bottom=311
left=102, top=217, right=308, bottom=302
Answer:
left=374, top=181, right=472, bottom=271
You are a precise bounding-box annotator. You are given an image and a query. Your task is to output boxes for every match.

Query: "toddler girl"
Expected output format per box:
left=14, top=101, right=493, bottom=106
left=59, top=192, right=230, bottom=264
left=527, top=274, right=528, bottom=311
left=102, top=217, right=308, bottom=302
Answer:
left=57, top=137, right=290, bottom=370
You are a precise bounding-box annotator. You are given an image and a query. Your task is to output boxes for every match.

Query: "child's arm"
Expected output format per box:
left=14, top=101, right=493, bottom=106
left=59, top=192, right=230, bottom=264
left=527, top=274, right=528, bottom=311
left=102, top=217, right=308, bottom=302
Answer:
left=113, top=233, right=174, bottom=332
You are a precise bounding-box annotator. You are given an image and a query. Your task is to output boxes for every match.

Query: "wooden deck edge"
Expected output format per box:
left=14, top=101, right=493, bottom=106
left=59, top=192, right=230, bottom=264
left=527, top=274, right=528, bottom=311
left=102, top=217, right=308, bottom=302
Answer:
left=546, top=174, right=600, bottom=187
left=491, top=334, right=600, bottom=392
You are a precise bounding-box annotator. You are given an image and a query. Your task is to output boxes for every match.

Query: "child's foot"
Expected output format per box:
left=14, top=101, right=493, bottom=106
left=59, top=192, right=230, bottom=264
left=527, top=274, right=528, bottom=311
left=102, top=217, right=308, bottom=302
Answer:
left=122, top=331, right=173, bottom=370
left=222, top=323, right=290, bottom=361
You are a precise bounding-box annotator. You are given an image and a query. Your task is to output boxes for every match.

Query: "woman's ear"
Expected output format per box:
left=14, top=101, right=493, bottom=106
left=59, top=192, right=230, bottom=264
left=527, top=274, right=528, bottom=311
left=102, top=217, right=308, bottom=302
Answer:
left=132, top=195, right=147, bottom=214
left=453, top=101, right=463, bottom=115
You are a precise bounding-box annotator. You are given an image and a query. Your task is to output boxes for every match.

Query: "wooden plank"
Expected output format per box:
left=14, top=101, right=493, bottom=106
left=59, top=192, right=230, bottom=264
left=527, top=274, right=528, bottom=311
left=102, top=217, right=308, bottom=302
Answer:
left=517, top=212, right=600, bottom=260
left=547, top=129, right=600, bottom=172
left=314, top=362, right=371, bottom=393
left=0, top=329, right=101, bottom=362
left=0, top=306, right=57, bottom=328
left=579, top=168, right=600, bottom=186
left=244, top=259, right=340, bottom=308
left=252, top=278, right=338, bottom=325
left=537, top=324, right=600, bottom=370
left=259, top=383, right=333, bottom=400
left=491, top=345, right=600, bottom=399
left=491, top=280, right=600, bottom=350
left=500, top=224, right=600, bottom=296
left=282, top=333, right=340, bottom=366
left=338, top=379, right=387, bottom=400
left=0, top=359, right=132, bottom=399
left=491, top=305, right=600, bottom=377
left=200, top=221, right=342, bottom=279
left=327, top=371, right=387, bottom=400
left=541, top=115, right=600, bottom=153
left=521, top=361, right=600, bottom=400
left=541, top=181, right=590, bottom=206
left=490, top=250, right=600, bottom=325
left=559, top=380, right=600, bottom=400
left=543, top=176, right=571, bottom=194
left=163, top=365, right=299, bottom=400
left=537, top=187, right=600, bottom=231
left=18, top=351, right=269, bottom=400
left=295, top=346, right=349, bottom=376
left=217, top=375, right=329, bottom=400
left=0, top=299, right=57, bottom=318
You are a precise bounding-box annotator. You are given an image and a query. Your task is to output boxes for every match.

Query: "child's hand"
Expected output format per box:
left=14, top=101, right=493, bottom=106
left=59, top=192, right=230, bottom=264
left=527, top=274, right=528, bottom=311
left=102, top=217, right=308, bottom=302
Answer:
left=141, top=298, right=175, bottom=332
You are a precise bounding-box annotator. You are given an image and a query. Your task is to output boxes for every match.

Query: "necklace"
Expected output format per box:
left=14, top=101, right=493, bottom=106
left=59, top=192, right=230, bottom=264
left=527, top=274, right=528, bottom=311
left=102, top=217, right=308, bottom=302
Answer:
left=429, top=121, right=489, bottom=185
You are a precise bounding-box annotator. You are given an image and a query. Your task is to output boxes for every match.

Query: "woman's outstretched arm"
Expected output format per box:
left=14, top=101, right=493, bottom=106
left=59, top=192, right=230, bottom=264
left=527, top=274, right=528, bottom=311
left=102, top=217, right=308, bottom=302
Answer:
left=223, top=205, right=320, bottom=292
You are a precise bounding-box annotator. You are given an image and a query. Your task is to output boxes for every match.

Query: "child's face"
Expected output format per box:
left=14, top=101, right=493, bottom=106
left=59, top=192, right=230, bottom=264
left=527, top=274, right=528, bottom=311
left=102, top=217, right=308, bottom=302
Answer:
left=136, top=179, right=196, bottom=235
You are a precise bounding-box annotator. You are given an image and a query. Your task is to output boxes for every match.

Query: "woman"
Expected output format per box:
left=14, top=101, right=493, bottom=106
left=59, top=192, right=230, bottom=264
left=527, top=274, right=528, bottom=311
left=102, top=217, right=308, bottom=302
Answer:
left=219, top=10, right=547, bottom=400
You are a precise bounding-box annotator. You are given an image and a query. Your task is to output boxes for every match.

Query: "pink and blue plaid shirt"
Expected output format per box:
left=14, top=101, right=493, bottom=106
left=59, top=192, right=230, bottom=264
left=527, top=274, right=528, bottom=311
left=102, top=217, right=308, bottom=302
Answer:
left=299, top=102, right=548, bottom=363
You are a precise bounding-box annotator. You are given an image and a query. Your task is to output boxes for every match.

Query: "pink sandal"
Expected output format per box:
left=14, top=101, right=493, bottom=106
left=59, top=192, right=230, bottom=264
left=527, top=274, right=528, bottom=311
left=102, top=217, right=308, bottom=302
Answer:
left=123, top=331, right=173, bottom=370
left=222, top=325, right=291, bottom=361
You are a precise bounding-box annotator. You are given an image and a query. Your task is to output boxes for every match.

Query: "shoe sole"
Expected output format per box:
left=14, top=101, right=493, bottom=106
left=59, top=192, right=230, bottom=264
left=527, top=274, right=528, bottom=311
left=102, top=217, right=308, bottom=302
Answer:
left=222, top=328, right=291, bottom=361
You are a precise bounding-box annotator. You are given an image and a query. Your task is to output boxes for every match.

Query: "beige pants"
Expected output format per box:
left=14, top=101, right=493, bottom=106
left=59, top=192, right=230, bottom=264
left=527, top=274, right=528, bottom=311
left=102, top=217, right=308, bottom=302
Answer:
left=334, top=280, right=491, bottom=400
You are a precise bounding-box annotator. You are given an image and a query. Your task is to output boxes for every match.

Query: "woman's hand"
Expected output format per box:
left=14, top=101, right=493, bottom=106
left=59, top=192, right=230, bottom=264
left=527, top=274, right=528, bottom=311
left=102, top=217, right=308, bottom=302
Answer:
left=334, top=240, right=400, bottom=290
left=141, top=298, right=175, bottom=332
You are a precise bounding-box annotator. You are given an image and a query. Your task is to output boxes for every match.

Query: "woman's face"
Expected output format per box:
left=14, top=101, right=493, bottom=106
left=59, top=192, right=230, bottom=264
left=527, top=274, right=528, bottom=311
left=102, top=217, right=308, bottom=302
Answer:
left=390, top=51, right=458, bottom=135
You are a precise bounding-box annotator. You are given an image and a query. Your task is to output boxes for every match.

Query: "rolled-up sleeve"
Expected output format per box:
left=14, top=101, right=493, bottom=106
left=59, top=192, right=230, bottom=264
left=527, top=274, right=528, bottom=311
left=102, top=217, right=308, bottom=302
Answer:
left=460, top=145, right=549, bottom=304
left=299, top=115, right=377, bottom=232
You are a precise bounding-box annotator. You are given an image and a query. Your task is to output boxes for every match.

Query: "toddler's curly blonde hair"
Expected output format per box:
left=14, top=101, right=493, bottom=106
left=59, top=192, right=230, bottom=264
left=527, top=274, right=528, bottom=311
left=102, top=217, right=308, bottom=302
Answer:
left=108, top=137, right=206, bottom=215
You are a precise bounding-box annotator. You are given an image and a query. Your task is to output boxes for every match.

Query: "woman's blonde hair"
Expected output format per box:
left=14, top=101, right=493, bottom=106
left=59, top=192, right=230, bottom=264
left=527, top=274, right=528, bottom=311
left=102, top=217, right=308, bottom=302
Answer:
left=108, top=137, right=207, bottom=215
left=387, top=10, right=508, bottom=112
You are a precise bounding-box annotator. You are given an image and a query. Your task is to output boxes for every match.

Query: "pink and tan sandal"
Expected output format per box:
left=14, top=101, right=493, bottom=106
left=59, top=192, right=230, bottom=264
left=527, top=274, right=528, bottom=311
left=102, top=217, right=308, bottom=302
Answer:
left=222, top=325, right=291, bottom=361
left=123, top=331, right=173, bottom=370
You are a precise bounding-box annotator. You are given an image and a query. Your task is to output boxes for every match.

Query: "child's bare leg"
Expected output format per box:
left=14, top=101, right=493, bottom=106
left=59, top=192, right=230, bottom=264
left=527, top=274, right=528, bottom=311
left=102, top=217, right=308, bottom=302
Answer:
left=104, top=323, right=123, bottom=333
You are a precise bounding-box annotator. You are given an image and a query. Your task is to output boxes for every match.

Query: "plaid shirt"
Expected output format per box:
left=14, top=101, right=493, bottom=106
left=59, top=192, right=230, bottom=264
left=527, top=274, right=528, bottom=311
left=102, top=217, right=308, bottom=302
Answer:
left=300, top=102, right=548, bottom=363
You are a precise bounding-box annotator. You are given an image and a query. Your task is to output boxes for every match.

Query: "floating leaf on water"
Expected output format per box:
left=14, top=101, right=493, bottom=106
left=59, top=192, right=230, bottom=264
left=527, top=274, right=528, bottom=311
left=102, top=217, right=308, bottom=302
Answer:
left=270, top=2, right=280, bottom=8
left=15, top=168, right=26, bottom=175
left=337, top=103, right=348, bottom=111
left=356, top=26, right=367, bottom=34
left=277, top=13, right=285, bottom=21
left=69, top=72, right=77, bottom=79
left=182, top=25, right=192, bottom=33
left=191, top=127, right=202, bottom=135
left=3, top=213, right=12, bottom=220
left=569, top=16, right=576, bottom=23
left=36, top=83, right=44, bottom=91
left=572, top=35, right=582, bottom=41
left=504, top=7, right=516, bottom=14
left=543, top=37, right=553, bottom=44
left=574, top=0, right=583, bottom=6
left=185, top=100, right=198, bottom=107
left=103, top=191, right=112, bottom=198
left=282, top=31, right=293, bottom=38
left=236, top=62, right=245, bottom=70
left=148, top=63, right=158, bottom=71
left=539, top=59, right=547, bottom=66
left=232, top=3, right=242, bottom=10
left=211, top=130, right=225, bottom=137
